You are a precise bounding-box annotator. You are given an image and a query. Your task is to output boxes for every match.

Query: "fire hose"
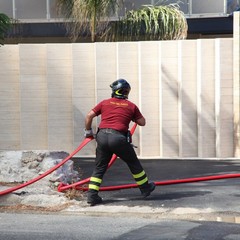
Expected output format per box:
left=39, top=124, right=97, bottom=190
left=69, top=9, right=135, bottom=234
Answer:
left=57, top=123, right=138, bottom=192
left=73, top=173, right=240, bottom=192
left=1, top=122, right=240, bottom=196
left=0, top=136, right=94, bottom=196
left=0, top=123, right=137, bottom=196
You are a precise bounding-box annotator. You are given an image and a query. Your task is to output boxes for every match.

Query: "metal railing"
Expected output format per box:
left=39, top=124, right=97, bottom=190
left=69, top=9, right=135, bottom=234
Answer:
left=0, top=0, right=239, bottom=22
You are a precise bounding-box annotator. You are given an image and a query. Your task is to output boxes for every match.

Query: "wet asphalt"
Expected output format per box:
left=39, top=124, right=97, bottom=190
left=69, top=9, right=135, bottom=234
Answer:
left=72, top=157, right=240, bottom=239
left=74, top=157, right=240, bottom=211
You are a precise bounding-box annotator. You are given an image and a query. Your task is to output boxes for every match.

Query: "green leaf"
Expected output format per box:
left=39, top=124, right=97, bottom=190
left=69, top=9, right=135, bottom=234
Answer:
left=0, top=13, right=12, bottom=46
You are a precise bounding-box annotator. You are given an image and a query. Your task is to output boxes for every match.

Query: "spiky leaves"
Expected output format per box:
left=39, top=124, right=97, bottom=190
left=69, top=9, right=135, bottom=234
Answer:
left=0, top=13, right=11, bottom=46
left=106, top=4, right=188, bottom=41
left=56, top=0, right=122, bottom=42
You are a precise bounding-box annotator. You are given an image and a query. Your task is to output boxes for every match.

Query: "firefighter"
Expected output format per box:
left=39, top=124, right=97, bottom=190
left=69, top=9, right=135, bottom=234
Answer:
left=84, top=79, right=155, bottom=206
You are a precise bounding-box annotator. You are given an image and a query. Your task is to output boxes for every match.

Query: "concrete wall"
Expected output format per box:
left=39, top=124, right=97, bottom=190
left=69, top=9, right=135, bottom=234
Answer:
left=233, top=11, right=240, bottom=157
left=0, top=28, right=239, bottom=158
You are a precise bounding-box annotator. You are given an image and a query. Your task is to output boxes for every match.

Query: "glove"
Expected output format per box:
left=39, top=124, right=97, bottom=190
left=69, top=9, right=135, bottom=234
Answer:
left=84, top=128, right=94, bottom=138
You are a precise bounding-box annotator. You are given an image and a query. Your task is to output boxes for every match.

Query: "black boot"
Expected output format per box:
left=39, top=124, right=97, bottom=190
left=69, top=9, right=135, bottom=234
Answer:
left=87, top=190, right=102, bottom=206
left=140, top=182, right=155, bottom=198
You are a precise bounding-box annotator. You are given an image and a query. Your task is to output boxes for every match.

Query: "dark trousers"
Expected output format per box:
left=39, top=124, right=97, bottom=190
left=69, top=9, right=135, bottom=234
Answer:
left=91, top=129, right=145, bottom=181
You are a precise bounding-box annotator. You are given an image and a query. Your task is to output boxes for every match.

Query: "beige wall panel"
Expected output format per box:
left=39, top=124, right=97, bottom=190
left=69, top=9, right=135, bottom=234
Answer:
left=198, top=40, right=216, bottom=157
left=20, top=75, right=47, bottom=98
left=118, top=42, right=139, bottom=103
left=221, top=78, right=233, bottom=88
left=1, top=74, right=19, bottom=86
left=161, top=43, right=179, bottom=157
left=0, top=98, right=20, bottom=111
left=72, top=44, right=96, bottom=156
left=117, top=42, right=138, bottom=71
left=0, top=134, right=20, bottom=150
left=161, top=41, right=179, bottom=57
left=18, top=44, right=46, bottom=59
left=0, top=119, right=19, bottom=133
left=161, top=134, right=179, bottom=157
left=140, top=42, right=160, bottom=157
left=181, top=40, right=197, bottom=57
left=221, top=87, right=234, bottom=96
left=72, top=98, right=96, bottom=156
left=233, top=12, right=240, bottom=156
left=0, top=81, right=20, bottom=109
left=21, top=112, right=47, bottom=149
left=161, top=34, right=179, bottom=157
left=47, top=75, right=72, bottom=97
left=181, top=70, right=196, bottom=80
left=117, top=42, right=140, bottom=152
left=47, top=44, right=73, bottom=152
left=182, top=91, right=197, bottom=104
left=181, top=40, right=198, bottom=157
left=218, top=39, right=234, bottom=157
left=47, top=44, right=72, bottom=59
left=21, top=94, right=46, bottom=108
left=73, top=80, right=95, bottom=98
left=0, top=45, right=20, bottom=150
left=0, top=45, right=19, bottom=74
left=19, top=45, right=47, bottom=150
left=162, top=109, right=179, bottom=120
left=95, top=43, right=117, bottom=101
left=162, top=126, right=179, bottom=136
left=19, top=44, right=46, bottom=75
left=221, top=95, right=233, bottom=104
left=0, top=40, right=237, bottom=158
left=220, top=65, right=234, bottom=79
left=94, top=43, right=118, bottom=151
left=47, top=60, right=72, bottom=76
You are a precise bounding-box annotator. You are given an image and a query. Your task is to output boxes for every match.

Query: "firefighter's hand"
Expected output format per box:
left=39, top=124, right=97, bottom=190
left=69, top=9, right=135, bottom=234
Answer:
left=84, top=128, right=94, bottom=138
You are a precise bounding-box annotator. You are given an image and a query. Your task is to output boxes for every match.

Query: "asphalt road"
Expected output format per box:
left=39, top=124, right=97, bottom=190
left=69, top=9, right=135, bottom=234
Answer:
left=0, top=212, right=157, bottom=240
left=2, top=158, right=240, bottom=239
left=1, top=212, right=240, bottom=240
left=74, top=157, right=240, bottom=214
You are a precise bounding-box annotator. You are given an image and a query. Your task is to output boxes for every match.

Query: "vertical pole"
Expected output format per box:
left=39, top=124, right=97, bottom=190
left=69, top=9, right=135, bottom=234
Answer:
left=189, top=0, right=193, bottom=15
left=223, top=0, right=227, bottom=15
left=46, top=0, right=50, bottom=20
left=12, top=0, right=16, bottom=19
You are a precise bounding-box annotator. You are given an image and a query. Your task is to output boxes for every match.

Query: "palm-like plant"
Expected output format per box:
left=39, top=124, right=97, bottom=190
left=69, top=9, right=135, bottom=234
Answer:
left=56, top=0, right=122, bottom=42
left=0, top=13, right=11, bottom=46
left=106, top=4, right=188, bottom=41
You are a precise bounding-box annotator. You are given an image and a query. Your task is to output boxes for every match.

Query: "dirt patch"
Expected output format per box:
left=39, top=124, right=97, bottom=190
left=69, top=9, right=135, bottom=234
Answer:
left=0, top=202, right=74, bottom=213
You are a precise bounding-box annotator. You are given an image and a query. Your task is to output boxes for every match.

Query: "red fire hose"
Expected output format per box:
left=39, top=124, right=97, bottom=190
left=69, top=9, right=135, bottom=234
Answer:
left=0, top=123, right=137, bottom=196
left=57, top=123, right=138, bottom=192
left=73, top=173, right=240, bottom=192
left=0, top=136, right=94, bottom=196
left=1, top=122, right=240, bottom=196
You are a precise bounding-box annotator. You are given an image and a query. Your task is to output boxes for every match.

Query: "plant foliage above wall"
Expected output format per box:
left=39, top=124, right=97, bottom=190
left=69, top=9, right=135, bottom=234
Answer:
left=105, top=4, right=188, bottom=41
left=0, top=13, right=11, bottom=46
left=56, top=0, right=122, bottom=42
left=56, top=1, right=188, bottom=42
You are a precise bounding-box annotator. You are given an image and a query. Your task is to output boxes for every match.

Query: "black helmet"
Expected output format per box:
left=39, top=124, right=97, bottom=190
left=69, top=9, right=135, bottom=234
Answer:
left=110, top=79, right=131, bottom=99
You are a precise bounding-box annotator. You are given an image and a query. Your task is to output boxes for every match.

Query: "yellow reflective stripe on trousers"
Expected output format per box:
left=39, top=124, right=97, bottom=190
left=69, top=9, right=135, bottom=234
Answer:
left=133, top=171, right=145, bottom=179
left=88, top=184, right=100, bottom=191
left=90, top=177, right=102, bottom=184
left=136, top=177, right=148, bottom=186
